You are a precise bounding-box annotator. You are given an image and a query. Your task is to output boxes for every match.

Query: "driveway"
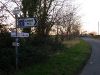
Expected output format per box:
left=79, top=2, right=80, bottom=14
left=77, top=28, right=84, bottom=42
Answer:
left=80, top=37, right=100, bottom=75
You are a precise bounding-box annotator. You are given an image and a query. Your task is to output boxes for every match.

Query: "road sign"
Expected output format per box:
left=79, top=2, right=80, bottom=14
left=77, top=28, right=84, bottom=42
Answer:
left=13, top=7, right=20, bottom=15
left=18, top=18, right=38, bottom=28
left=11, top=32, right=29, bottom=37
left=12, top=42, right=20, bottom=46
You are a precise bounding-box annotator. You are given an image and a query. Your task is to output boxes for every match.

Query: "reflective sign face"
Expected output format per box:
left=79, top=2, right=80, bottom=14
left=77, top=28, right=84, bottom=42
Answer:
left=11, top=32, right=29, bottom=37
left=18, top=18, right=38, bottom=28
left=24, top=18, right=35, bottom=26
left=13, top=7, right=20, bottom=15
left=18, top=19, right=24, bottom=27
left=12, top=42, right=19, bottom=46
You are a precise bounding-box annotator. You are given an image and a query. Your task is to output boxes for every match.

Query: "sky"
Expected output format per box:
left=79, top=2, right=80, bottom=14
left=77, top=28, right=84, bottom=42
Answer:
left=1, top=0, right=100, bottom=34
left=75, top=0, right=100, bottom=34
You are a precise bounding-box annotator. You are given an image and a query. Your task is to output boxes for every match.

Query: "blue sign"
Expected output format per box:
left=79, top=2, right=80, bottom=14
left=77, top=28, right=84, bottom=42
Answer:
left=18, top=18, right=38, bottom=28
left=18, top=19, right=24, bottom=27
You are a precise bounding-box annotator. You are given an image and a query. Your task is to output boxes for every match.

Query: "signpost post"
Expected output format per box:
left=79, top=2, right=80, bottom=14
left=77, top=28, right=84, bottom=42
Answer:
left=13, top=7, right=20, bottom=70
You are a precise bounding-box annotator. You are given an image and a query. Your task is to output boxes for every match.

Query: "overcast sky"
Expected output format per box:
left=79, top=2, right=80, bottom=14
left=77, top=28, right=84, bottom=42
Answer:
left=75, top=0, right=100, bottom=34
left=1, top=0, right=100, bottom=34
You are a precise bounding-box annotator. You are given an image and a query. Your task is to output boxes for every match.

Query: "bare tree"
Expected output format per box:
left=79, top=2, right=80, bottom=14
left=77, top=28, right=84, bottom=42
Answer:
left=0, top=0, right=81, bottom=39
left=54, top=5, right=81, bottom=40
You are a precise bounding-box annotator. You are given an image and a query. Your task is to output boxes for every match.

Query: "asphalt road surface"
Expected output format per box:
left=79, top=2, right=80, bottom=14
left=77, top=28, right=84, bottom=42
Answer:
left=80, top=37, right=100, bottom=75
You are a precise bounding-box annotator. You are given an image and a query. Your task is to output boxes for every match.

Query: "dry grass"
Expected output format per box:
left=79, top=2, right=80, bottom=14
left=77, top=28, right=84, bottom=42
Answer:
left=63, top=39, right=80, bottom=48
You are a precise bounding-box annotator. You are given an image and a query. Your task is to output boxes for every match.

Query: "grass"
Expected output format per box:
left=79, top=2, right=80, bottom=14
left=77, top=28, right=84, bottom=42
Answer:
left=92, top=35, right=100, bottom=40
left=63, top=39, right=80, bottom=48
left=16, top=39, right=91, bottom=75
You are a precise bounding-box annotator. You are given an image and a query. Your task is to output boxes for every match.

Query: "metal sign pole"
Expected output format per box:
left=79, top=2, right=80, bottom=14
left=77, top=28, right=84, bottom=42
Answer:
left=15, top=14, right=18, bottom=70
left=13, top=7, right=20, bottom=70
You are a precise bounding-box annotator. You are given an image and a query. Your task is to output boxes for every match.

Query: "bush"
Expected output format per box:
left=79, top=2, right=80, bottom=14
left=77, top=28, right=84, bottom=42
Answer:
left=18, top=45, right=50, bottom=68
left=18, top=36, right=64, bottom=68
left=0, top=33, right=65, bottom=74
left=0, top=32, right=14, bottom=48
left=0, top=48, right=15, bottom=74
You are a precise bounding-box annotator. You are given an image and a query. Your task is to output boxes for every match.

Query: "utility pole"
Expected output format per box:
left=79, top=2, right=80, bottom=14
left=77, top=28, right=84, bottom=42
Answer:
left=98, top=21, right=99, bottom=35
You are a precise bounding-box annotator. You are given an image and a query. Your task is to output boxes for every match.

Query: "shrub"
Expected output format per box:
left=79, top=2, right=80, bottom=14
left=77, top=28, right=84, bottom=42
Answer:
left=0, top=48, right=15, bottom=74
left=0, top=32, right=14, bottom=48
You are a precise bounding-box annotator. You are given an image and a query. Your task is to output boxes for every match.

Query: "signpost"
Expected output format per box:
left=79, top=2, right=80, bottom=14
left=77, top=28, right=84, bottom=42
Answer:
left=12, top=7, right=38, bottom=70
left=12, top=42, right=20, bottom=46
left=18, top=18, right=38, bottom=28
left=11, top=32, right=29, bottom=37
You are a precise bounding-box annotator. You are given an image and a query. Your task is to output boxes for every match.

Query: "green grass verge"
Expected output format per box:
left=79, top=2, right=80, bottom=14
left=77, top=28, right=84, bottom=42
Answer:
left=16, top=39, right=91, bottom=75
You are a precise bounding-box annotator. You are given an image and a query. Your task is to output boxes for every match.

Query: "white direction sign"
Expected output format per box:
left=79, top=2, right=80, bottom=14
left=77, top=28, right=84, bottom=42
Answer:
left=12, top=42, right=20, bottom=46
left=18, top=18, right=38, bottom=28
left=11, top=32, right=29, bottom=37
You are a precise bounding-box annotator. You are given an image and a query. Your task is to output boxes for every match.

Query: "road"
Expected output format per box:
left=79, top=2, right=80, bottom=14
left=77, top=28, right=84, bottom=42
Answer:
left=80, top=37, right=100, bottom=75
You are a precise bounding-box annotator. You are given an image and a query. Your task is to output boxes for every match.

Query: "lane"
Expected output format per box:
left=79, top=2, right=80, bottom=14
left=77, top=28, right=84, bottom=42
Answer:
left=80, top=37, right=100, bottom=75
